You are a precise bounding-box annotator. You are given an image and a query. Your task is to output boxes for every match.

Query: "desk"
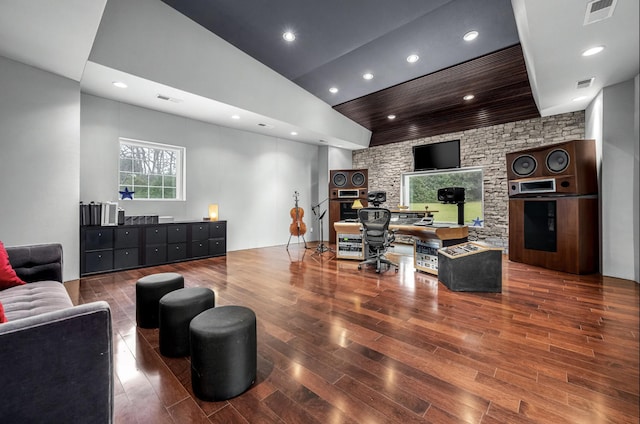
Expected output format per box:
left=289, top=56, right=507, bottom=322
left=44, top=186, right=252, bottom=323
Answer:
left=333, top=222, right=468, bottom=274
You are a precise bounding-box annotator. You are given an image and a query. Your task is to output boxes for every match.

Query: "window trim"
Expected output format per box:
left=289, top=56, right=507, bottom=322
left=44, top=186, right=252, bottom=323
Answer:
left=118, top=137, right=186, bottom=201
left=400, top=166, right=485, bottom=227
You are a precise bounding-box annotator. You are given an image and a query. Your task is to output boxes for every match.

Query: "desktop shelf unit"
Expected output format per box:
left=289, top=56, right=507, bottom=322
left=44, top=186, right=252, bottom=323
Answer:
left=333, top=221, right=468, bottom=275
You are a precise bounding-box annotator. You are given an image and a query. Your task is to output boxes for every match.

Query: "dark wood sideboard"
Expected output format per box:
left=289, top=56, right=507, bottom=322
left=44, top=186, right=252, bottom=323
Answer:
left=80, top=221, right=226, bottom=276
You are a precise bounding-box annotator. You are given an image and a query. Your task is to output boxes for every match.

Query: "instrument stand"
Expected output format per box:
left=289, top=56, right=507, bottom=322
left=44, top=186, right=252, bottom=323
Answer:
left=311, top=209, right=334, bottom=258
left=286, top=233, right=308, bottom=250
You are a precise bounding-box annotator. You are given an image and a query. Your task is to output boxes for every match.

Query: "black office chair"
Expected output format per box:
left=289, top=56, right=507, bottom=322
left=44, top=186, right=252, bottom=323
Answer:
left=357, top=207, right=398, bottom=273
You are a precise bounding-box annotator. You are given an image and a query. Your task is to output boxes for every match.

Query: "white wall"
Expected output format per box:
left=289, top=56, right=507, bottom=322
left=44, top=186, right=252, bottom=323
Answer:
left=328, top=147, right=354, bottom=171
left=0, top=56, right=80, bottom=280
left=80, top=94, right=321, bottom=251
left=635, top=74, right=639, bottom=283
left=586, top=76, right=639, bottom=282
left=585, top=91, right=604, bottom=272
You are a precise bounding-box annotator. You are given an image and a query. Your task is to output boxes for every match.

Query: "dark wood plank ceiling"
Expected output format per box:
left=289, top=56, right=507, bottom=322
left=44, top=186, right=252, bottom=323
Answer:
left=334, top=44, right=540, bottom=147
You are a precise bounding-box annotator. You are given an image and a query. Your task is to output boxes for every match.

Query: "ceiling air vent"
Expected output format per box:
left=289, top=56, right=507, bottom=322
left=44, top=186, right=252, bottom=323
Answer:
left=156, top=94, right=183, bottom=103
left=576, top=77, right=595, bottom=89
left=584, top=0, right=617, bottom=25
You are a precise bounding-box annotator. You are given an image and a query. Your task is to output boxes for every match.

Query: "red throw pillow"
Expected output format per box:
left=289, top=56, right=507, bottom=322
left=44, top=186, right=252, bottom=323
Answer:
left=0, top=241, right=26, bottom=290
left=0, top=301, right=7, bottom=323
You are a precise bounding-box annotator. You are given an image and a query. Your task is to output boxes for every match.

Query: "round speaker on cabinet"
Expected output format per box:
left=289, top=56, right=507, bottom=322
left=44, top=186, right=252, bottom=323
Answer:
left=546, top=149, right=570, bottom=173
left=512, top=154, right=537, bottom=177
left=351, top=171, right=366, bottom=187
left=332, top=172, right=347, bottom=187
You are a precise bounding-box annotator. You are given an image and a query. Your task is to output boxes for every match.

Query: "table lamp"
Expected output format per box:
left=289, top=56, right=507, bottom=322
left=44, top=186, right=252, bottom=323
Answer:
left=208, top=204, right=219, bottom=221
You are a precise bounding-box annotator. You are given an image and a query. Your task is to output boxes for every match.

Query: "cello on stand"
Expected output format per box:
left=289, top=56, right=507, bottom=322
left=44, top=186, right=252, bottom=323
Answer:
left=287, top=191, right=308, bottom=250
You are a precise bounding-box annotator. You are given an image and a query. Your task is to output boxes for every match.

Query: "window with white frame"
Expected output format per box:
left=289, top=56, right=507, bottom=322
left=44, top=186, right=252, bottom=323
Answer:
left=118, top=138, right=185, bottom=200
left=401, top=167, right=484, bottom=226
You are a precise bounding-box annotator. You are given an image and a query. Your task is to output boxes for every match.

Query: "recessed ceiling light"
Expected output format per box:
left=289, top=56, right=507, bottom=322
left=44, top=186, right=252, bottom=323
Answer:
left=329, top=87, right=339, bottom=94
left=363, top=73, right=374, bottom=80
left=582, top=45, right=604, bottom=56
left=463, top=94, right=475, bottom=101
left=231, top=115, right=240, bottom=120
left=572, top=96, right=589, bottom=102
left=283, top=31, right=296, bottom=42
left=463, top=31, right=479, bottom=41
left=112, top=81, right=127, bottom=88
left=291, top=131, right=298, bottom=136
left=406, top=54, right=419, bottom=63
left=387, top=114, right=396, bottom=120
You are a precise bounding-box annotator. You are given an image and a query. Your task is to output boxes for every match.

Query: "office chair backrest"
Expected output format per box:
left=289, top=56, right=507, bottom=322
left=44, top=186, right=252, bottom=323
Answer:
left=358, top=207, right=391, bottom=247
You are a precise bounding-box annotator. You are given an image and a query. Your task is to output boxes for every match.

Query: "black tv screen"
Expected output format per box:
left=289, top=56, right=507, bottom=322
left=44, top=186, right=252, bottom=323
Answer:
left=413, top=140, right=460, bottom=171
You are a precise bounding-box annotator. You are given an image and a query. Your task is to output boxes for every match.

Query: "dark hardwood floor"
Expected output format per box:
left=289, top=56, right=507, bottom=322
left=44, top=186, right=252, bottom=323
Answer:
left=72, top=244, right=640, bottom=424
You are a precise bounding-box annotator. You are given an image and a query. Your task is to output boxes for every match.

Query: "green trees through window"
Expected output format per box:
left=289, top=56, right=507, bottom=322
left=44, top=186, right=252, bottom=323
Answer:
left=119, top=138, right=185, bottom=200
left=402, top=167, right=484, bottom=226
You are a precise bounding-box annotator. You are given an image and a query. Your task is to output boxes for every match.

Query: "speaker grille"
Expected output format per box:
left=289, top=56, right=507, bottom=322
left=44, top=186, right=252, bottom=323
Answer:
left=512, top=154, right=537, bottom=177
left=332, top=172, right=347, bottom=187
left=351, top=171, right=366, bottom=187
left=546, top=149, right=570, bottom=173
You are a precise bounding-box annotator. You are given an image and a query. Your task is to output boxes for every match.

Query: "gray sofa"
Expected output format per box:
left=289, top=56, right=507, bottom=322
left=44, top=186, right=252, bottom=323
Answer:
left=0, top=243, right=113, bottom=423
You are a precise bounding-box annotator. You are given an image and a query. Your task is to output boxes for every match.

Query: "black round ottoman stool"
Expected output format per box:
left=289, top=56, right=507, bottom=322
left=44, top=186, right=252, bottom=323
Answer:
left=135, top=272, right=184, bottom=328
left=159, top=287, right=215, bottom=357
left=190, top=305, right=257, bottom=401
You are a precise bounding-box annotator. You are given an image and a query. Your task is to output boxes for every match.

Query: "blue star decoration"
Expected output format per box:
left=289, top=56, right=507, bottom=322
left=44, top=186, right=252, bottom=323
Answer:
left=119, top=187, right=135, bottom=200
left=472, top=217, right=484, bottom=227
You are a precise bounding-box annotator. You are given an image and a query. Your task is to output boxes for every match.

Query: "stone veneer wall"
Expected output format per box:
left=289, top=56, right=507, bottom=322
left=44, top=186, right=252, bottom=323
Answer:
left=352, top=111, right=585, bottom=249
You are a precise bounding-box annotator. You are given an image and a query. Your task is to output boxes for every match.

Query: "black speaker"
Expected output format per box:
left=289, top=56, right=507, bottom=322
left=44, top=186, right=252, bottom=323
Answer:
left=506, top=140, right=597, bottom=196
left=367, top=191, right=387, bottom=206
left=511, top=154, right=537, bottom=177
left=545, top=148, right=570, bottom=173
left=329, top=169, right=368, bottom=199
left=437, top=187, right=465, bottom=204
left=332, top=171, right=348, bottom=187
left=524, top=200, right=557, bottom=252
left=351, top=171, right=366, bottom=187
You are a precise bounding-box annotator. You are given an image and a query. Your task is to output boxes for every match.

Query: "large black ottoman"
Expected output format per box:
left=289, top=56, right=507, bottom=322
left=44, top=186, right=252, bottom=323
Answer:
left=159, top=287, right=215, bottom=357
left=190, top=306, right=257, bottom=401
left=135, top=272, right=184, bottom=328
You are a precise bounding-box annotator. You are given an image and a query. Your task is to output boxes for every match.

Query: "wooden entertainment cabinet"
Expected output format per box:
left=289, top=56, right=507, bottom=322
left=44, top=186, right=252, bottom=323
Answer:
left=80, top=221, right=226, bottom=276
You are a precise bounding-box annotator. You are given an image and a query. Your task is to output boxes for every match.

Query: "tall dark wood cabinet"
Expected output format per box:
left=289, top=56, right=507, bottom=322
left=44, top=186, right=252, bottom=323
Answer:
left=506, top=139, right=598, bottom=274
left=508, top=196, right=598, bottom=274
left=80, top=221, right=227, bottom=276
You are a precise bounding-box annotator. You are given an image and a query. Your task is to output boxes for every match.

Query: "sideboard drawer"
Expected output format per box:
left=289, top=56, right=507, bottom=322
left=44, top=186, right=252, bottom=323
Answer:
left=115, top=227, right=139, bottom=248
left=85, top=250, right=113, bottom=274
left=145, top=226, right=167, bottom=245
left=167, top=224, right=188, bottom=243
left=85, top=228, right=114, bottom=251
left=114, top=248, right=139, bottom=269
left=145, top=245, right=167, bottom=265
left=168, top=243, right=188, bottom=262
left=191, top=223, right=210, bottom=241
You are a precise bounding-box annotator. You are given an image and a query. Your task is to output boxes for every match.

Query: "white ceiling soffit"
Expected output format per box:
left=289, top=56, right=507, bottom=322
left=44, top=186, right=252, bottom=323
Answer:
left=0, top=0, right=107, bottom=82
left=84, top=0, right=371, bottom=150
left=80, top=61, right=369, bottom=150
left=513, top=0, right=639, bottom=117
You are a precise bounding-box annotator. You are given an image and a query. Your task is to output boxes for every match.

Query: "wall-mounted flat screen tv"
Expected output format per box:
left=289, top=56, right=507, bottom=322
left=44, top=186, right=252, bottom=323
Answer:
left=413, top=139, right=460, bottom=171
